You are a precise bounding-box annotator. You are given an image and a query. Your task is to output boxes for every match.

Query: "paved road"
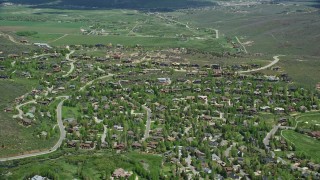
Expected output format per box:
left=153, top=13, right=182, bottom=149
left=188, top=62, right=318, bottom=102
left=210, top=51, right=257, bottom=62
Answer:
left=184, top=154, right=200, bottom=178
left=0, top=96, right=68, bottom=162
left=101, top=125, right=108, bottom=143
left=238, top=55, right=283, bottom=73
left=142, top=105, right=152, bottom=141
left=62, top=50, right=75, bottom=78
left=224, top=142, right=236, bottom=157
left=263, top=125, right=279, bottom=150
left=79, top=73, right=114, bottom=91
left=12, top=100, right=37, bottom=119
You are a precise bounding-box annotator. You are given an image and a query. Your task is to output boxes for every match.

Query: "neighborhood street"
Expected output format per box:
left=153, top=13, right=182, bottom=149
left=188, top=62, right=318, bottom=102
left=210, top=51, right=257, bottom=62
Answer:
left=12, top=100, right=37, bottom=119
left=79, top=73, right=114, bottom=91
left=238, top=55, right=283, bottom=73
left=224, top=143, right=236, bottom=157
left=142, top=105, right=152, bottom=141
left=263, top=124, right=279, bottom=150
left=101, top=125, right=108, bottom=143
left=62, top=49, right=75, bottom=78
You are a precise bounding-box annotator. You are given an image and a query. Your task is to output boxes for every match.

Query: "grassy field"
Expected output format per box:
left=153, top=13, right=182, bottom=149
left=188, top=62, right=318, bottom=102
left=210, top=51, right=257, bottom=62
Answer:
left=0, top=79, right=59, bottom=158
left=62, top=106, right=80, bottom=120
left=0, top=5, right=232, bottom=54
left=51, top=34, right=230, bottom=52
left=177, top=3, right=320, bottom=56
left=0, top=37, right=36, bottom=55
left=278, top=55, right=320, bottom=88
left=0, top=150, right=163, bottom=179
left=294, top=112, right=320, bottom=130
left=282, top=130, right=320, bottom=163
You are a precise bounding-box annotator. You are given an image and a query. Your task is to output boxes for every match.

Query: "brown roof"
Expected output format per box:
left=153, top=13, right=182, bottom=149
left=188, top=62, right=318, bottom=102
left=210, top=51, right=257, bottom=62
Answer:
left=310, top=131, right=320, bottom=138
left=112, top=168, right=131, bottom=178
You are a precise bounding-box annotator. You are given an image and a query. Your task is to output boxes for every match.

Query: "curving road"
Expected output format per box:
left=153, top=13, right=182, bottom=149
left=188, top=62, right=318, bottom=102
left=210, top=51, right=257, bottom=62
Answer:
left=62, top=50, right=75, bottom=78
left=238, top=55, right=284, bottom=74
left=12, top=100, right=37, bottom=119
left=79, top=73, right=114, bottom=91
left=0, top=96, right=68, bottom=162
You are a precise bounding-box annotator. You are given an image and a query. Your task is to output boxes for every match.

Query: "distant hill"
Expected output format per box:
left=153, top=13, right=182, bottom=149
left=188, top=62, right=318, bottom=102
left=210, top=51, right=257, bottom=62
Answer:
left=0, top=0, right=216, bottom=11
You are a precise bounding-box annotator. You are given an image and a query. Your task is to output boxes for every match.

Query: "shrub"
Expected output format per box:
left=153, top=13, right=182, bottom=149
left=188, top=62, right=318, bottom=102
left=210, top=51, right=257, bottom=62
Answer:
left=16, top=31, right=38, bottom=37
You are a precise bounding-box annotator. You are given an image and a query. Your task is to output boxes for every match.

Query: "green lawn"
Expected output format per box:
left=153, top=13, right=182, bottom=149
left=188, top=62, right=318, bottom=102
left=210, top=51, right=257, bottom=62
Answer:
left=293, top=112, right=320, bottom=130
left=126, top=151, right=163, bottom=176
left=1, top=150, right=163, bottom=179
left=62, top=106, right=80, bottom=119
left=282, top=130, right=320, bottom=163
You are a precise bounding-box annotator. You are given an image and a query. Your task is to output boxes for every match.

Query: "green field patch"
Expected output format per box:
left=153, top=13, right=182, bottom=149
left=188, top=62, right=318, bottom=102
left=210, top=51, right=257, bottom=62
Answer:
left=282, top=130, right=320, bottom=163
left=62, top=106, right=80, bottom=120
left=51, top=34, right=231, bottom=53
left=294, top=112, right=320, bottom=130
left=16, top=31, right=38, bottom=37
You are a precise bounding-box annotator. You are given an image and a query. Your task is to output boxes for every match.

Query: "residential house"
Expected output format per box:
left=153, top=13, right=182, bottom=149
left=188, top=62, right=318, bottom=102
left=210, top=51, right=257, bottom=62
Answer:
left=309, top=131, right=320, bottom=139
left=132, top=142, right=142, bottom=149
left=80, top=141, right=94, bottom=149
left=157, top=78, right=171, bottom=85
left=21, top=118, right=32, bottom=126
left=114, top=143, right=125, bottom=150
left=274, top=107, right=285, bottom=113
left=112, top=168, right=132, bottom=179
left=212, top=153, right=221, bottom=161
left=114, top=125, right=124, bottom=131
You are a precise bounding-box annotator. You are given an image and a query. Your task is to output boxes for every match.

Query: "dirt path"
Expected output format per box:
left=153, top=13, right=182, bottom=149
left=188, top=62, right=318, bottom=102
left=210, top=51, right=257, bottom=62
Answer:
left=0, top=31, right=31, bottom=45
left=235, top=36, right=247, bottom=54
left=49, top=34, right=68, bottom=43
